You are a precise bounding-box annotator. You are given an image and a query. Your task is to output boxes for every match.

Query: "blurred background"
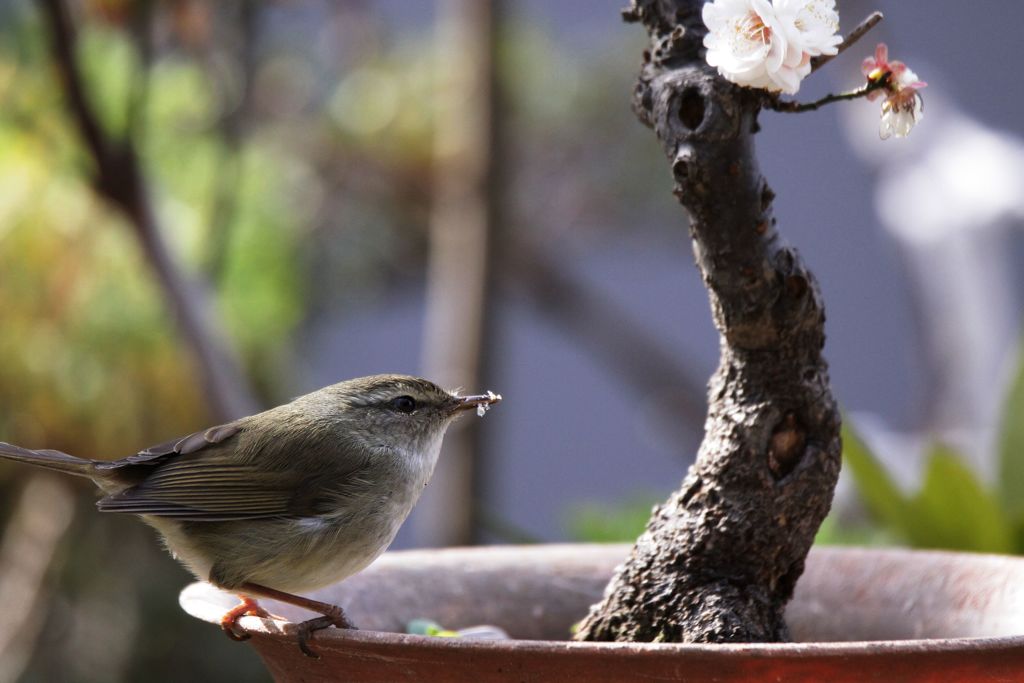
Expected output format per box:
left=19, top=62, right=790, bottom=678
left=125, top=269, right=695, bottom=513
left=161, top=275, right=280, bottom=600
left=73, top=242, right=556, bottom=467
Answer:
left=0, top=0, right=1021, bottom=680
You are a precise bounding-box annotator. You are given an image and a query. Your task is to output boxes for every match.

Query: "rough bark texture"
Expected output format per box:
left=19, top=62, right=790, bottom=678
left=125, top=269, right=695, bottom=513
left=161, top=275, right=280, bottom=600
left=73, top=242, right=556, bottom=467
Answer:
left=575, top=0, right=842, bottom=643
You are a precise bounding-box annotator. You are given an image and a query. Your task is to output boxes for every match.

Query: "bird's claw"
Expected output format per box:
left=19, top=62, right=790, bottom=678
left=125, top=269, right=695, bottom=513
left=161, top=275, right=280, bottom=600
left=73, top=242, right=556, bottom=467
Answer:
left=222, top=624, right=252, bottom=642
left=296, top=609, right=358, bottom=659
left=220, top=597, right=273, bottom=642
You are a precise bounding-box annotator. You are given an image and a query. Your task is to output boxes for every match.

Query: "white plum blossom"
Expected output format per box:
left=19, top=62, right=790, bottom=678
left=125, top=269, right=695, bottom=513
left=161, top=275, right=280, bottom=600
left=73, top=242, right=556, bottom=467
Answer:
left=702, top=0, right=841, bottom=95
left=862, top=43, right=927, bottom=139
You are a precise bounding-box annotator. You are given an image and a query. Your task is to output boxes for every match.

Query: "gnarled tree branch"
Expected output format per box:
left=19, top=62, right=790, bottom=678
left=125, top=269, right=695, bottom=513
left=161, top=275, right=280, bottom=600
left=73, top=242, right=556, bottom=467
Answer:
left=576, top=0, right=841, bottom=643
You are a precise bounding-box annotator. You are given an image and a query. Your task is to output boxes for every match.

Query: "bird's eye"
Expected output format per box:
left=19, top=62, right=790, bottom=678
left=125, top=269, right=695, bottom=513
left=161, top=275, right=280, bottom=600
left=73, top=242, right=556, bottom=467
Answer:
left=389, top=395, right=417, bottom=413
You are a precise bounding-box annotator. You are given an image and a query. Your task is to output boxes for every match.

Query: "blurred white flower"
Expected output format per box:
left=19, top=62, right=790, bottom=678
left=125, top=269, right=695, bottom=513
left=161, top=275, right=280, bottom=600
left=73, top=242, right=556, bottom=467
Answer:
left=702, top=0, right=840, bottom=94
left=862, top=43, right=928, bottom=139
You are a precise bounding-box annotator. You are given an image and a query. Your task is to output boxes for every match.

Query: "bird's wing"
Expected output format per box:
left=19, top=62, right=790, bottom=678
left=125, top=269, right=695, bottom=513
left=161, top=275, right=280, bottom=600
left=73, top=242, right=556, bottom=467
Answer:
left=95, top=421, right=245, bottom=470
left=96, top=461, right=298, bottom=521
left=96, top=424, right=375, bottom=522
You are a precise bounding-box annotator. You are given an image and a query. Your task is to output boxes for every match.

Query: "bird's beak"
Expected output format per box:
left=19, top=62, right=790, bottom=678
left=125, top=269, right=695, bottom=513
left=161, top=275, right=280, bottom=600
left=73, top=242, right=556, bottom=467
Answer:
left=452, top=390, right=502, bottom=415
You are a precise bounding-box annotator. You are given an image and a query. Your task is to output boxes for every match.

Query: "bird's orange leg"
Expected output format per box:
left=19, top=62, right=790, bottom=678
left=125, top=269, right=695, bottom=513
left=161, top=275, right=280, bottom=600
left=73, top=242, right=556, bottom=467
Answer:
left=239, top=582, right=357, bottom=658
left=220, top=595, right=274, bottom=641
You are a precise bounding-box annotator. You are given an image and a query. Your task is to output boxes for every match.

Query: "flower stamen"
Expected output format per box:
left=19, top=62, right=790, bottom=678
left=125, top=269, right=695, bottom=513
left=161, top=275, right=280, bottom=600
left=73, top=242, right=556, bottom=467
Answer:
left=740, top=11, right=771, bottom=45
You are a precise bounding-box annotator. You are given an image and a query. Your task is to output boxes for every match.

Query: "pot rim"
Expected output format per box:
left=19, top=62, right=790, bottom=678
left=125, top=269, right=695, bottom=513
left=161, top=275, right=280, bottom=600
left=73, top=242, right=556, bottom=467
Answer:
left=224, top=614, right=1024, bottom=656
left=180, top=543, right=1024, bottom=655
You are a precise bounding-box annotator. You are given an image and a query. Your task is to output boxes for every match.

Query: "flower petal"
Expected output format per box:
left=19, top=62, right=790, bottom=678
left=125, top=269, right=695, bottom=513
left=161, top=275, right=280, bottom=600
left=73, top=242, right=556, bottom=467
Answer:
left=875, top=43, right=888, bottom=64
left=701, top=0, right=838, bottom=94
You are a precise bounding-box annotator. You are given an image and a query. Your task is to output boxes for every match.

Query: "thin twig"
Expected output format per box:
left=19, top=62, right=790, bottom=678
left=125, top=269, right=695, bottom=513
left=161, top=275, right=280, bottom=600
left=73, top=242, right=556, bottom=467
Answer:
left=810, top=11, right=884, bottom=73
left=125, top=0, right=154, bottom=143
left=37, top=0, right=259, bottom=421
left=40, top=0, right=113, bottom=171
left=769, top=77, right=888, bottom=113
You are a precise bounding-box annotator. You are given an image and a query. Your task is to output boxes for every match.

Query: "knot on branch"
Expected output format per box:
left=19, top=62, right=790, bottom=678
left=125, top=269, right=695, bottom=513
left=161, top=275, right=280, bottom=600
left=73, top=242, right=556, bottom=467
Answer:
left=643, top=69, right=757, bottom=167
left=768, top=413, right=806, bottom=479
left=769, top=247, right=826, bottom=347
left=670, top=145, right=703, bottom=196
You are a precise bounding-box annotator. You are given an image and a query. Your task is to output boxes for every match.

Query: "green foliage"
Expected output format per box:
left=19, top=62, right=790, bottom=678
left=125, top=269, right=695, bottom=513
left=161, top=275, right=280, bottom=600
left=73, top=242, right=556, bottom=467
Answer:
left=0, top=14, right=309, bottom=461
left=998, top=346, right=1024, bottom=520
left=840, top=422, right=908, bottom=533
left=216, top=147, right=304, bottom=361
left=911, top=445, right=1015, bottom=552
left=566, top=495, right=658, bottom=543
left=79, top=25, right=137, bottom=138
left=814, top=512, right=899, bottom=547
left=839, top=346, right=1024, bottom=554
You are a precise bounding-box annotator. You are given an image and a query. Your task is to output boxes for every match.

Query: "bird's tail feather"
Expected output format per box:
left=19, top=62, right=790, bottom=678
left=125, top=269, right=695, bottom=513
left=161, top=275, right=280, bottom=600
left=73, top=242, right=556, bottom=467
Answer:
left=0, top=442, right=97, bottom=478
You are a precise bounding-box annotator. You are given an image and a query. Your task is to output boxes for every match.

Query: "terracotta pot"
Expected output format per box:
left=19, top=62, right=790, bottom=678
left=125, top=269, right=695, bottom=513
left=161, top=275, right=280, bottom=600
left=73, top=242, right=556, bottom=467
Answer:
left=180, top=544, right=1024, bottom=682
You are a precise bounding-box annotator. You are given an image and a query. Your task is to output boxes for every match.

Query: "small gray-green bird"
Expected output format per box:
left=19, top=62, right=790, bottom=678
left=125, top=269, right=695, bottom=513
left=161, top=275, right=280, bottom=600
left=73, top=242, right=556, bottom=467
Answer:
left=0, top=374, right=501, bottom=656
